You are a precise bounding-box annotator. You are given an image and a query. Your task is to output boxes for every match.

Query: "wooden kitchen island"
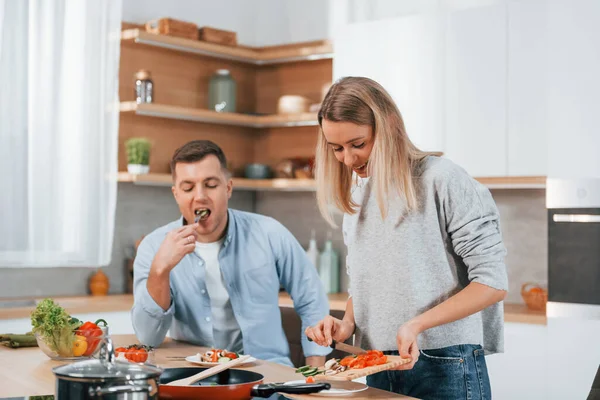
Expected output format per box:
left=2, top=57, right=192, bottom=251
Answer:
left=0, top=334, right=416, bottom=399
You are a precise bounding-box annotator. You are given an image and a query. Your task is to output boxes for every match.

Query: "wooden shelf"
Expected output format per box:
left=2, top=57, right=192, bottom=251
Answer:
left=118, top=173, right=317, bottom=192
left=476, top=176, right=546, bottom=189
left=118, top=173, right=546, bottom=191
left=120, top=102, right=319, bottom=128
left=121, top=29, right=334, bottom=65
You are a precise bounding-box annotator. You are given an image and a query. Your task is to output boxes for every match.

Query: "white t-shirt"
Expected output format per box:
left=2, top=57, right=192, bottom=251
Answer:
left=194, top=239, right=243, bottom=352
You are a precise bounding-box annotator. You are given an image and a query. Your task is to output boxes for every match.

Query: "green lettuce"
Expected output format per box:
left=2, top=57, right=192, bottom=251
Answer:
left=30, top=298, right=80, bottom=357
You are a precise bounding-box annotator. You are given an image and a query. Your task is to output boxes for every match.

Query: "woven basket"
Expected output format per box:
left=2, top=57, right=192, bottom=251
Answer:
left=521, top=282, right=547, bottom=312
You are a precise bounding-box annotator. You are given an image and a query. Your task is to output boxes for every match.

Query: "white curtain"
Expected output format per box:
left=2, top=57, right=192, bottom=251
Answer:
left=0, top=0, right=122, bottom=267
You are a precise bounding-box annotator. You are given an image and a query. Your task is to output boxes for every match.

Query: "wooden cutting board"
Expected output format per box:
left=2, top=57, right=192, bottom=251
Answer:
left=314, top=356, right=411, bottom=381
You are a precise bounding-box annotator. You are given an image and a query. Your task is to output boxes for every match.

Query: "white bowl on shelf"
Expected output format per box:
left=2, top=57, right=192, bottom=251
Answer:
left=277, top=95, right=310, bottom=114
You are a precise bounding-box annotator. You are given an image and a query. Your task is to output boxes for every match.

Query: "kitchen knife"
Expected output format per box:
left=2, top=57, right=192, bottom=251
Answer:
left=308, top=338, right=367, bottom=355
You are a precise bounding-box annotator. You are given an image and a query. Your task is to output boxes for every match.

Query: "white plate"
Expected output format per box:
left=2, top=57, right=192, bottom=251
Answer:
left=283, top=380, right=368, bottom=397
left=184, top=355, right=257, bottom=367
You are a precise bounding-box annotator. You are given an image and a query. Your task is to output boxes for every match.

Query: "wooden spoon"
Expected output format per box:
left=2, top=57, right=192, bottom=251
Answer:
left=165, top=355, right=252, bottom=386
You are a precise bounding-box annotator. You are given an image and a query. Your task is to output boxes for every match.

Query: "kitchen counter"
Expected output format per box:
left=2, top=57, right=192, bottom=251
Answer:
left=0, top=292, right=546, bottom=325
left=0, top=334, right=415, bottom=399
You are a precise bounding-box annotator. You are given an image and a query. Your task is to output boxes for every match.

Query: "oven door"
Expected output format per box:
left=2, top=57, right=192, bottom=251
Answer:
left=548, top=207, right=600, bottom=306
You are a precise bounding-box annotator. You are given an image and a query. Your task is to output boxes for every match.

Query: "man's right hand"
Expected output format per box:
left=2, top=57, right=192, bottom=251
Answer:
left=304, top=315, right=355, bottom=347
left=152, top=223, right=199, bottom=275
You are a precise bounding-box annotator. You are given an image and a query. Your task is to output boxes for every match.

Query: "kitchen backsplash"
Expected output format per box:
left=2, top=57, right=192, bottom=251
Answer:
left=0, top=185, right=546, bottom=305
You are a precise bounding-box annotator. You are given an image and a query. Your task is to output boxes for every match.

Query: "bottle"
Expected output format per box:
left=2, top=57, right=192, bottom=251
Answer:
left=134, top=70, right=153, bottom=104
left=306, top=229, right=319, bottom=269
left=208, top=69, right=236, bottom=112
left=319, top=231, right=339, bottom=294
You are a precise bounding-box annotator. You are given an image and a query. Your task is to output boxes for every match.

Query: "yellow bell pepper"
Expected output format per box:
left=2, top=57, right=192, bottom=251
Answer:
left=72, top=335, right=88, bottom=357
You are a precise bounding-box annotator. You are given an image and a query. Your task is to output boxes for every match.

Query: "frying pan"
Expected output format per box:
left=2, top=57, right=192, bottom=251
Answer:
left=159, top=367, right=330, bottom=400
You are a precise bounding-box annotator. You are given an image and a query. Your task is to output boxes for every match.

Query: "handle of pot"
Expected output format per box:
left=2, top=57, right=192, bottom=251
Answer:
left=89, top=384, right=152, bottom=396
left=251, top=382, right=331, bottom=397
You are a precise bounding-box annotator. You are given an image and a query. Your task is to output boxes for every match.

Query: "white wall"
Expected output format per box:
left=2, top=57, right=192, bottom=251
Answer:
left=121, top=0, right=329, bottom=47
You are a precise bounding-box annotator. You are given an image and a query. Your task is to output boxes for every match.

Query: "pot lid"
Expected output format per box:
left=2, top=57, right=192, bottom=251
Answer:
left=53, top=358, right=162, bottom=380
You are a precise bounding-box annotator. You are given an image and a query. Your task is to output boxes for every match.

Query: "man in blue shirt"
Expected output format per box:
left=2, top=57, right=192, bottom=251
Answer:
left=131, top=140, right=331, bottom=367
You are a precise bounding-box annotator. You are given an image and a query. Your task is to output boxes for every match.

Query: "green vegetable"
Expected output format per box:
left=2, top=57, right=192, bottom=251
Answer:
left=30, top=298, right=80, bottom=357
left=295, top=365, right=311, bottom=373
left=302, top=367, right=321, bottom=377
left=218, top=356, right=232, bottom=363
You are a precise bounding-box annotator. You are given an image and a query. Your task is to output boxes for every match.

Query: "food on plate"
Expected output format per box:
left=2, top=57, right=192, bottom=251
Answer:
left=115, top=344, right=152, bottom=363
left=295, top=350, right=388, bottom=377
left=197, top=348, right=240, bottom=363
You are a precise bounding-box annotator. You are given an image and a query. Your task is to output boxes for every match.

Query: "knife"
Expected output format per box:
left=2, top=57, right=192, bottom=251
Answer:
left=308, top=338, right=366, bottom=355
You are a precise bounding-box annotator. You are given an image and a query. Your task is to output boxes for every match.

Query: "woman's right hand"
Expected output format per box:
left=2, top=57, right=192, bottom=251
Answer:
left=305, top=315, right=355, bottom=347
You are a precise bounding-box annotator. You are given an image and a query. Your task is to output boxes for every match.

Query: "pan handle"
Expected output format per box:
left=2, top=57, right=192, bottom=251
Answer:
left=89, top=384, right=152, bottom=396
left=251, top=382, right=331, bottom=397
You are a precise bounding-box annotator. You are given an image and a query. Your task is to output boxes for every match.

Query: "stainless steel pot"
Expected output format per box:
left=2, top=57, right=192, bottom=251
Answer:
left=52, top=336, right=162, bottom=399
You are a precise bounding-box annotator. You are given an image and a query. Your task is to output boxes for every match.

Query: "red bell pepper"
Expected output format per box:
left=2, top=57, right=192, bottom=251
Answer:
left=75, top=319, right=108, bottom=356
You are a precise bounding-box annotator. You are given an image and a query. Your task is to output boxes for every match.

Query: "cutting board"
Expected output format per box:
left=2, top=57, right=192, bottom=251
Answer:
left=314, top=356, right=411, bottom=381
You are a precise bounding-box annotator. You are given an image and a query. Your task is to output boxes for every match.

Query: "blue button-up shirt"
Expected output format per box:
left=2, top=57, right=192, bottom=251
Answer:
left=131, top=209, right=332, bottom=366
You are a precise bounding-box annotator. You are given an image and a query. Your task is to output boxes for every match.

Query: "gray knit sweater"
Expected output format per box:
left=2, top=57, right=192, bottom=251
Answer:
left=343, top=156, right=508, bottom=354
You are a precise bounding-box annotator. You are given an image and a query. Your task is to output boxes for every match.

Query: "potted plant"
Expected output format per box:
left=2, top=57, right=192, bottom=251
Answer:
left=125, top=138, right=151, bottom=174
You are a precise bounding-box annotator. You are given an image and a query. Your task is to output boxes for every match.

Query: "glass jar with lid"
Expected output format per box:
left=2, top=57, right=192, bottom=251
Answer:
left=208, top=69, right=236, bottom=112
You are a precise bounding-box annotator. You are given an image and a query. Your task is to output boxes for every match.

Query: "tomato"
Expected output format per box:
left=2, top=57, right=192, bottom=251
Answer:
left=224, top=352, right=239, bottom=359
left=305, top=376, right=315, bottom=383
left=125, top=347, right=148, bottom=363
left=340, top=356, right=355, bottom=367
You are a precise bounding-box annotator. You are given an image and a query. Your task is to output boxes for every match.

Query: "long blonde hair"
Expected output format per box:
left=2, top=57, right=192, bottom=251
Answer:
left=315, top=76, right=433, bottom=226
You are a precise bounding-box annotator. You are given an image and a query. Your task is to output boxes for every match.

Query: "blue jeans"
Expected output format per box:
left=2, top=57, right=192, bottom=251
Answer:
left=366, top=344, right=491, bottom=400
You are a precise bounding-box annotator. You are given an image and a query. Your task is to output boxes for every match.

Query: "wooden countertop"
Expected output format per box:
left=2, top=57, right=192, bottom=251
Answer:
left=0, top=334, right=414, bottom=399
left=0, top=292, right=546, bottom=325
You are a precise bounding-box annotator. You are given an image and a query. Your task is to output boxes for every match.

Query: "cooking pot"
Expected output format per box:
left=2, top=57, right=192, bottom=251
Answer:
left=52, top=337, right=162, bottom=399
left=159, top=367, right=330, bottom=400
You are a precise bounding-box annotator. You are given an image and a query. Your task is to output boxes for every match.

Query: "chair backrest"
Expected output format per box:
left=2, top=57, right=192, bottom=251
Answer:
left=279, top=306, right=350, bottom=367
left=588, top=365, right=600, bottom=400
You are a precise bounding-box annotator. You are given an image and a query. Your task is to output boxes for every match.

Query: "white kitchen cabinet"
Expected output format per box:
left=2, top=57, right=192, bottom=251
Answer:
left=507, top=0, right=548, bottom=176
left=486, top=322, right=548, bottom=400
left=333, top=14, right=445, bottom=152
left=444, top=4, right=508, bottom=177
left=546, top=309, right=600, bottom=400
left=546, top=0, right=600, bottom=179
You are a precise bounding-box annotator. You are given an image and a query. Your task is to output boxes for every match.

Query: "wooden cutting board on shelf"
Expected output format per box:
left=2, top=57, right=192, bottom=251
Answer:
left=314, top=356, right=411, bottom=381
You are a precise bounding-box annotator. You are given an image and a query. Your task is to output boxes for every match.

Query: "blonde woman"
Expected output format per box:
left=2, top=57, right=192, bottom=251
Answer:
left=305, top=77, right=508, bottom=400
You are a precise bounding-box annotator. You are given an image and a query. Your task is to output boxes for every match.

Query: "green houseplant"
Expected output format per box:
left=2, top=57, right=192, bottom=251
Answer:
left=125, top=138, right=151, bottom=175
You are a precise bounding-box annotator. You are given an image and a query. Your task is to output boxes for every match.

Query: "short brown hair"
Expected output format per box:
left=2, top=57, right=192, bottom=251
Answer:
left=170, top=140, right=229, bottom=179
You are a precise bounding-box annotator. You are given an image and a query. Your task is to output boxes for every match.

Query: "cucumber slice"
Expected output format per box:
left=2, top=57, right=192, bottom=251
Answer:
left=295, top=365, right=311, bottom=373
left=302, top=367, right=320, bottom=377
left=218, top=357, right=232, bottom=363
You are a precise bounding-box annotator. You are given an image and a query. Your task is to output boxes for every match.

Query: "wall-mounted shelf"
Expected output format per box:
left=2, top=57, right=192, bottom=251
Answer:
left=121, top=29, right=334, bottom=65
left=118, top=173, right=317, bottom=192
left=118, top=173, right=546, bottom=192
left=476, top=176, right=546, bottom=189
left=120, top=102, right=319, bottom=128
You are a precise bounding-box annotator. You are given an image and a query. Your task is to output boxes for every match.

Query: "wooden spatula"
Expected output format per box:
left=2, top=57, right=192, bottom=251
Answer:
left=165, top=354, right=252, bottom=386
